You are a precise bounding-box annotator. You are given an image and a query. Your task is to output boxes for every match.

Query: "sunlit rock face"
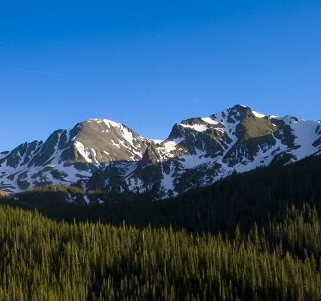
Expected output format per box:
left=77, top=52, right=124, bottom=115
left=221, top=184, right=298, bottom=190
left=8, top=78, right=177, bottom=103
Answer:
left=1, top=105, right=320, bottom=199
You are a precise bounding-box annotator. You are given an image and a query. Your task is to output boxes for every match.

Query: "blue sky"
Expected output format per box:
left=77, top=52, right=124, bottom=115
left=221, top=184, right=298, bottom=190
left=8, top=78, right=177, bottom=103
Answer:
left=1, top=0, right=320, bottom=151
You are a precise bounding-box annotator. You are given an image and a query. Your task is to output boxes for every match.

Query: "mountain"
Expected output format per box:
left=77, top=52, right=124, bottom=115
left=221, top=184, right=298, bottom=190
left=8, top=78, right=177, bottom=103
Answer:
left=0, top=119, right=149, bottom=192
left=1, top=105, right=320, bottom=198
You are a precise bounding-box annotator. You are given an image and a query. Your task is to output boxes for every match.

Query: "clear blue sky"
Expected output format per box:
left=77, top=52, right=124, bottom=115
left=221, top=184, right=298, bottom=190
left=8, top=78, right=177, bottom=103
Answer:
left=1, top=0, right=320, bottom=151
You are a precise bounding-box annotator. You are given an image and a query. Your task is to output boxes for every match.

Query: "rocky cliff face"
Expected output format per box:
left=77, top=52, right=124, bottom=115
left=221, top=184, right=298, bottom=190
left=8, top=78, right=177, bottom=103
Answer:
left=1, top=105, right=320, bottom=198
left=0, top=119, right=148, bottom=192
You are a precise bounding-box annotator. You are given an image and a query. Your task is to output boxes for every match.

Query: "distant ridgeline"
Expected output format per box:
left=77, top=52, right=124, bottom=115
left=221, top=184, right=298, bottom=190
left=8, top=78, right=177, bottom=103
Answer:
left=0, top=105, right=321, bottom=199
left=0, top=104, right=320, bottom=199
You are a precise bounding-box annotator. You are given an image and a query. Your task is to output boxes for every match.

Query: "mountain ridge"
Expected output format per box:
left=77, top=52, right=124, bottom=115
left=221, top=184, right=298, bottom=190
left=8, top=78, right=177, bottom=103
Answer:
left=1, top=104, right=320, bottom=198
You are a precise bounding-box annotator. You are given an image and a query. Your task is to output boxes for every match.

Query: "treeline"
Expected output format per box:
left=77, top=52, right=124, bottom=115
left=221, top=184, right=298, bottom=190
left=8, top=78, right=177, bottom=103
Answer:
left=0, top=203, right=321, bottom=300
left=5, top=155, right=321, bottom=236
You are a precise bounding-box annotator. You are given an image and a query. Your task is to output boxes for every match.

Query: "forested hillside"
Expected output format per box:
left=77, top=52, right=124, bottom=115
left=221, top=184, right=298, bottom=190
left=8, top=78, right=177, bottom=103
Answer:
left=0, top=203, right=321, bottom=300
left=5, top=154, right=321, bottom=235
left=1, top=155, right=321, bottom=300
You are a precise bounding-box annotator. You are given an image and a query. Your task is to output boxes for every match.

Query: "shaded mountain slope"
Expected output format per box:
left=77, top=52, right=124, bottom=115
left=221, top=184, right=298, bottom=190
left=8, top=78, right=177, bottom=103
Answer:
left=0, top=105, right=320, bottom=198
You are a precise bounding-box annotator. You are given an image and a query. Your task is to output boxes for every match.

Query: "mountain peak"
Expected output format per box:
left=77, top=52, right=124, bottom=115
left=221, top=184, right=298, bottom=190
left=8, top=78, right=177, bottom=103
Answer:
left=1, top=105, right=320, bottom=198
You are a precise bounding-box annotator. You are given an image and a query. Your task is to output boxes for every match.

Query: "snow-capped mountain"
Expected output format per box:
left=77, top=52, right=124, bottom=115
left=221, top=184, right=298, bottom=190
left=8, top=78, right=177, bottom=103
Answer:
left=1, top=105, right=320, bottom=198
left=0, top=119, right=149, bottom=192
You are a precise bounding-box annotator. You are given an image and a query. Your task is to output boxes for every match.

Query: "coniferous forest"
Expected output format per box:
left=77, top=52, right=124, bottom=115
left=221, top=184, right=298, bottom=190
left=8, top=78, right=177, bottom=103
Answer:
left=1, top=155, right=321, bottom=300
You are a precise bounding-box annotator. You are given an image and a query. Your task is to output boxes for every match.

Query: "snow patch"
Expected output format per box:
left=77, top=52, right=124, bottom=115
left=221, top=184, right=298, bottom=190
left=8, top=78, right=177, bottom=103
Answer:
left=290, top=121, right=320, bottom=160
left=252, top=111, right=265, bottom=118
left=163, top=141, right=176, bottom=152
left=111, top=140, right=121, bottom=149
left=84, top=195, right=90, bottom=204
left=75, top=141, right=92, bottom=163
left=180, top=123, right=208, bottom=132
left=103, top=119, right=122, bottom=129
left=180, top=150, right=214, bottom=169
left=201, top=117, right=219, bottom=125
left=150, top=139, right=163, bottom=145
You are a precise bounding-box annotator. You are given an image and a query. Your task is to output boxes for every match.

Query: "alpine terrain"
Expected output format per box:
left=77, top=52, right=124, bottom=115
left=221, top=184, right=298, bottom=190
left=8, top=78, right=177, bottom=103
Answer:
left=1, top=105, right=320, bottom=198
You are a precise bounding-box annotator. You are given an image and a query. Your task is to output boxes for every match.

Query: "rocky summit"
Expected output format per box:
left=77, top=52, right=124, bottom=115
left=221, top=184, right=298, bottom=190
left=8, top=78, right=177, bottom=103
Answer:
left=1, top=105, right=320, bottom=198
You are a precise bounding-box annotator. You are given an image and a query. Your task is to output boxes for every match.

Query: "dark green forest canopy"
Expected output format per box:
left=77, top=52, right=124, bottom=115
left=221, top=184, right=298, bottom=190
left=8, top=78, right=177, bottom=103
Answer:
left=0, top=155, right=321, bottom=300
left=0, top=203, right=321, bottom=300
